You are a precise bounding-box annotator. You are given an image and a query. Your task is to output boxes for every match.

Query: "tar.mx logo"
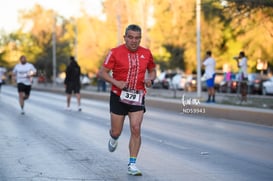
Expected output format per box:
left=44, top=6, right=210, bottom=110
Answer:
left=181, top=94, right=201, bottom=106
left=181, top=94, right=205, bottom=114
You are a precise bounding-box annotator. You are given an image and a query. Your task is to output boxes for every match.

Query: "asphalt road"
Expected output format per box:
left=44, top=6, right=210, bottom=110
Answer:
left=0, top=85, right=273, bottom=181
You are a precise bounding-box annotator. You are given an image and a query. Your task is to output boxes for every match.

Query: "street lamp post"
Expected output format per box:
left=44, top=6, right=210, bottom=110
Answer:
left=73, top=18, right=78, bottom=61
left=196, top=0, right=201, bottom=98
left=75, top=24, right=78, bottom=61
left=52, top=15, right=57, bottom=86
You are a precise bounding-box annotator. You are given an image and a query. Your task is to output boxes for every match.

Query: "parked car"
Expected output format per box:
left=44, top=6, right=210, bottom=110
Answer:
left=184, top=74, right=197, bottom=92
left=169, top=73, right=187, bottom=90
left=55, top=73, right=91, bottom=86
left=262, top=77, right=273, bottom=95
left=152, top=71, right=177, bottom=89
left=219, top=79, right=238, bottom=93
left=219, top=73, right=267, bottom=94
left=38, top=75, right=46, bottom=83
left=219, top=72, right=238, bottom=93
left=247, top=73, right=267, bottom=94
left=81, top=75, right=91, bottom=86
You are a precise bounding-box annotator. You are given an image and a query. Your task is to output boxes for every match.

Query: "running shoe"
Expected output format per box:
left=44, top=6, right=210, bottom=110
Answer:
left=21, top=110, right=25, bottom=115
left=78, top=107, right=82, bottom=112
left=108, top=138, right=118, bottom=152
left=128, top=163, right=142, bottom=176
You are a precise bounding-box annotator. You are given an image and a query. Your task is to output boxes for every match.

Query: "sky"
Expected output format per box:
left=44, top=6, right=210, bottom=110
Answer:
left=0, top=0, right=104, bottom=33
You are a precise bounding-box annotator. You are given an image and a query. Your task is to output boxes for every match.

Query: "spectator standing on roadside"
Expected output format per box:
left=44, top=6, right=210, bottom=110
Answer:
left=64, top=56, right=82, bottom=111
left=0, top=65, right=7, bottom=93
left=12, top=55, right=37, bottom=114
left=203, top=50, right=216, bottom=103
left=99, top=24, right=156, bottom=176
left=96, top=69, right=107, bottom=92
left=234, top=51, right=248, bottom=103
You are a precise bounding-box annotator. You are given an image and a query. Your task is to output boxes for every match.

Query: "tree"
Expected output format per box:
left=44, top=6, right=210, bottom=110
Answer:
left=150, top=0, right=195, bottom=72
left=17, top=5, right=73, bottom=80
left=1, top=0, right=272, bottom=77
left=221, top=0, right=273, bottom=73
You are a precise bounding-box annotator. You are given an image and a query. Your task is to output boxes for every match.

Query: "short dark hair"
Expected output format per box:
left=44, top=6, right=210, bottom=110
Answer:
left=206, top=50, right=212, bottom=56
left=125, top=24, right=141, bottom=35
left=70, top=56, right=75, bottom=61
left=239, top=51, right=245, bottom=57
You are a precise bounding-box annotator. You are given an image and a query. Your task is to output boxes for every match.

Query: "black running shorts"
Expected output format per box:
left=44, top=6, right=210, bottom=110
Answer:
left=110, top=91, right=145, bottom=115
left=65, top=82, right=80, bottom=94
left=17, top=83, right=31, bottom=96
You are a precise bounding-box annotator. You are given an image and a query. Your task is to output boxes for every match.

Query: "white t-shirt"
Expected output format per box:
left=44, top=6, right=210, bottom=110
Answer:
left=13, top=63, right=37, bottom=85
left=239, top=57, right=248, bottom=78
left=203, top=57, right=215, bottom=79
left=0, top=67, right=6, bottom=83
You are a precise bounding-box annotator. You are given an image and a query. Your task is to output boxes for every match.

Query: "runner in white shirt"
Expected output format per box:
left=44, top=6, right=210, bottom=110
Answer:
left=13, top=55, right=37, bottom=114
left=202, top=50, right=216, bottom=103
left=0, top=65, right=7, bottom=92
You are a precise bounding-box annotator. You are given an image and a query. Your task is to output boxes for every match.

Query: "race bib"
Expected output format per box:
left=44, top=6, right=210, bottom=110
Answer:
left=120, top=90, right=143, bottom=106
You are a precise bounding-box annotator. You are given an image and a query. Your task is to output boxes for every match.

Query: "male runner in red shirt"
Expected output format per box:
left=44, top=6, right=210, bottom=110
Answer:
left=99, top=24, right=156, bottom=176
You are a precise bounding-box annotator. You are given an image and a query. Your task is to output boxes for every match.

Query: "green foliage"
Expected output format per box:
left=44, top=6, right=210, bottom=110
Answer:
left=0, top=0, right=272, bottom=78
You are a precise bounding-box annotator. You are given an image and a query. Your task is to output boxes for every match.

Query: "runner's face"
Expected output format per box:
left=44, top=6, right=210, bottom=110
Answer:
left=124, top=30, right=141, bottom=52
left=20, top=56, right=27, bottom=64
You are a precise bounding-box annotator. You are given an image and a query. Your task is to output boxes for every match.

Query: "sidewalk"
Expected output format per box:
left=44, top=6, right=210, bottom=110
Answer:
left=32, top=83, right=273, bottom=126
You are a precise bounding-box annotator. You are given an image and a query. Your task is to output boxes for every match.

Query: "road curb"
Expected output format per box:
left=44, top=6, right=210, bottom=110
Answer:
left=33, top=86, right=273, bottom=127
left=144, top=96, right=273, bottom=126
